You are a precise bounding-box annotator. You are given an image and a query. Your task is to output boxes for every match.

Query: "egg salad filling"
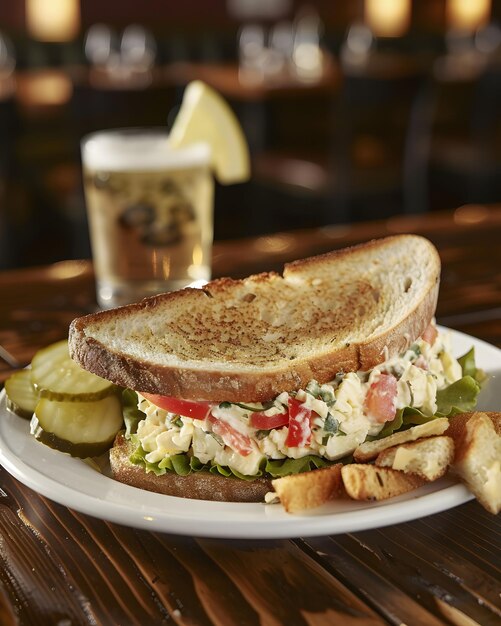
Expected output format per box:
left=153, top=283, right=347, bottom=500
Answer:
left=125, top=328, right=481, bottom=479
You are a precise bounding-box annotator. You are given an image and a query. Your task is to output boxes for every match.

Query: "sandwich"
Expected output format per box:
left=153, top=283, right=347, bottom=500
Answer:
left=68, top=235, right=482, bottom=504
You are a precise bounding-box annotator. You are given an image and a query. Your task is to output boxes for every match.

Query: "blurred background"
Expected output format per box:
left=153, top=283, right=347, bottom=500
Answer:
left=0, top=0, right=500, bottom=270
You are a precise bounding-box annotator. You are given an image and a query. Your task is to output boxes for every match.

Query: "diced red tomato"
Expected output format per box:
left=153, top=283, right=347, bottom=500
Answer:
left=141, top=394, right=212, bottom=420
left=414, top=355, right=428, bottom=370
left=285, top=397, right=313, bottom=447
left=421, top=323, right=438, bottom=346
left=207, top=415, right=254, bottom=456
left=250, top=411, right=289, bottom=430
left=364, top=374, right=398, bottom=423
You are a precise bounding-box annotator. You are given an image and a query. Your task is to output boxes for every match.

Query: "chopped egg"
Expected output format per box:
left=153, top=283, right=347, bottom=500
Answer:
left=133, top=329, right=465, bottom=477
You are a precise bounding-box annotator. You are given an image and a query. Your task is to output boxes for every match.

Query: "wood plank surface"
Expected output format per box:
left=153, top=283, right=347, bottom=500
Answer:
left=0, top=205, right=499, bottom=625
left=301, top=501, right=501, bottom=626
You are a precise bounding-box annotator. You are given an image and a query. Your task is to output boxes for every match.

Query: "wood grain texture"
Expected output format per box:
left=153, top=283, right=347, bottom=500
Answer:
left=0, top=205, right=500, bottom=625
left=0, top=469, right=388, bottom=626
left=301, top=501, right=501, bottom=626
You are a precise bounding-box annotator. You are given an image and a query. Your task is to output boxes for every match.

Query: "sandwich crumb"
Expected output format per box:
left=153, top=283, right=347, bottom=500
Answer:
left=264, top=491, right=280, bottom=504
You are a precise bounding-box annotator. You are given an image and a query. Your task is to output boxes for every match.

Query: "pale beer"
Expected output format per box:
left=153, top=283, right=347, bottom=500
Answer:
left=81, top=129, right=213, bottom=308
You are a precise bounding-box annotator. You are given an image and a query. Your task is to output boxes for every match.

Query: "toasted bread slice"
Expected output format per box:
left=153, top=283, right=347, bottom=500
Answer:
left=342, top=464, right=426, bottom=500
left=353, top=418, right=449, bottom=462
left=69, top=235, right=440, bottom=401
left=110, top=433, right=272, bottom=502
left=447, top=412, right=501, bottom=515
left=272, top=464, right=343, bottom=513
left=375, top=436, right=454, bottom=481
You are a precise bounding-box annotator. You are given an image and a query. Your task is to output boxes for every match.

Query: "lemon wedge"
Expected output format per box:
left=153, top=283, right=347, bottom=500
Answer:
left=168, top=80, right=250, bottom=184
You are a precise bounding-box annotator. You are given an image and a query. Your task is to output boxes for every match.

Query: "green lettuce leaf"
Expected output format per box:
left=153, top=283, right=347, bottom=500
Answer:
left=376, top=411, right=403, bottom=438
left=457, top=346, right=487, bottom=385
left=129, top=440, right=209, bottom=477
left=159, top=454, right=191, bottom=476
left=434, top=347, right=481, bottom=414
left=458, top=347, right=476, bottom=378
left=122, top=389, right=145, bottom=438
left=129, top=439, right=337, bottom=480
left=369, top=407, right=431, bottom=440
left=435, top=375, right=480, bottom=415
left=264, top=455, right=334, bottom=478
left=129, top=439, right=166, bottom=476
left=209, top=464, right=259, bottom=481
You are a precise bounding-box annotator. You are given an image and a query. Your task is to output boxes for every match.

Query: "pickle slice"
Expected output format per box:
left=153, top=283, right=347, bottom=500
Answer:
left=5, top=369, right=39, bottom=419
left=31, top=395, right=124, bottom=458
left=31, top=340, right=117, bottom=401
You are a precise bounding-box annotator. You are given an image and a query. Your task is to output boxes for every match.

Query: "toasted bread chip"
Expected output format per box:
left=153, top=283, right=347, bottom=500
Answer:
left=353, top=418, right=449, bottom=462
left=446, top=411, right=501, bottom=443
left=375, top=436, right=454, bottom=481
left=272, top=464, right=343, bottom=513
left=449, top=412, right=501, bottom=515
left=342, top=464, right=426, bottom=501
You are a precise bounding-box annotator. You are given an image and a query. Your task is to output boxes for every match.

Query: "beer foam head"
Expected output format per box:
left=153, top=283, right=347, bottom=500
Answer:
left=82, top=129, right=212, bottom=171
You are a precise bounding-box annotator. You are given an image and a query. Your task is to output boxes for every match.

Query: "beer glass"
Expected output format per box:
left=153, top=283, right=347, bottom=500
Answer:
left=81, top=128, right=213, bottom=309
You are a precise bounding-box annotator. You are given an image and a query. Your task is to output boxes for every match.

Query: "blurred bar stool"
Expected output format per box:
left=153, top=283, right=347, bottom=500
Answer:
left=251, top=18, right=430, bottom=232
left=415, top=26, right=501, bottom=212
left=329, top=51, right=428, bottom=221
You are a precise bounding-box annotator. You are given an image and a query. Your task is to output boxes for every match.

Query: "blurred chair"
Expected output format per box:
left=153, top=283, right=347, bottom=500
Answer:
left=328, top=51, right=428, bottom=221
left=252, top=41, right=428, bottom=230
left=411, top=25, right=501, bottom=212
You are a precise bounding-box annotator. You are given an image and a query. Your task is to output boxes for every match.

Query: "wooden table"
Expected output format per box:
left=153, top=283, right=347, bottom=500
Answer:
left=0, top=205, right=500, bottom=625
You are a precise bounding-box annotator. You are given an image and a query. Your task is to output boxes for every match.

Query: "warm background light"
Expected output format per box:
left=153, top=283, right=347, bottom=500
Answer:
left=365, top=0, right=411, bottom=37
left=16, top=70, right=73, bottom=106
left=26, top=0, right=80, bottom=42
left=446, top=0, right=491, bottom=31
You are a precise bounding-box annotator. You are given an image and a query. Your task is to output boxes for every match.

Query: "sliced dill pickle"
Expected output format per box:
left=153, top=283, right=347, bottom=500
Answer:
left=31, top=340, right=116, bottom=401
left=38, top=387, right=120, bottom=402
left=31, top=395, right=124, bottom=458
left=30, top=425, right=117, bottom=458
left=5, top=369, right=39, bottom=419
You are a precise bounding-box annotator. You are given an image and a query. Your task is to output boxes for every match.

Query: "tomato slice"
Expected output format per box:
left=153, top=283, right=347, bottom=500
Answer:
left=250, top=411, right=289, bottom=430
left=285, top=397, right=312, bottom=447
left=421, top=323, right=438, bottom=346
left=141, top=393, right=212, bottom=420
left=208, top=415, right=254, bottom=456
left=364, top=374, right=397, bottom=423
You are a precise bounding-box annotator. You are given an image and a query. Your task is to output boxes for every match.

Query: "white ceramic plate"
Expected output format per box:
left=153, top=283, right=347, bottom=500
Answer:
left=0, top=328, right=499, bottom=539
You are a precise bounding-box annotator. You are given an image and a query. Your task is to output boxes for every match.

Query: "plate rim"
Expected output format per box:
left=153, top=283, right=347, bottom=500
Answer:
left=0, top=326, right=496, bottom=539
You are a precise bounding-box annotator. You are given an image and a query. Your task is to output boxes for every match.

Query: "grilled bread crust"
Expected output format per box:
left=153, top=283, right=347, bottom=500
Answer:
left=447, top=412, right=501, bottom=514
left=109, top=433, right=272, bottom=502
left=69, top=235, right=440, bottom=402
